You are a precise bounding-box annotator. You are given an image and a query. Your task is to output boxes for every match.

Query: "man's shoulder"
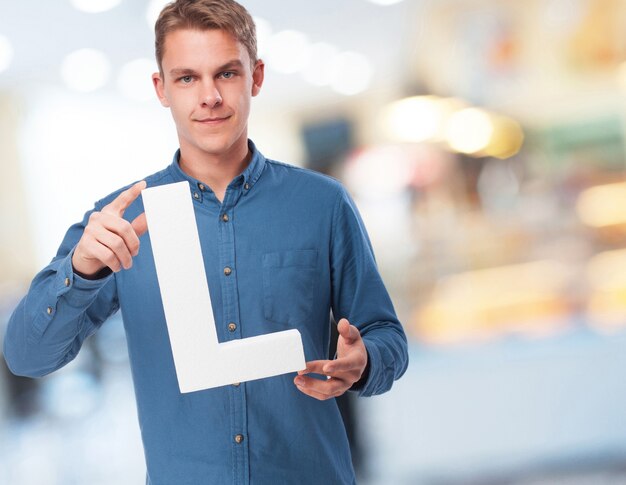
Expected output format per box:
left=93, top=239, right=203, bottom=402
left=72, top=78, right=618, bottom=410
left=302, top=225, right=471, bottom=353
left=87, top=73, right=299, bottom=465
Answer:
left=264, top=158, right=345, bottom=196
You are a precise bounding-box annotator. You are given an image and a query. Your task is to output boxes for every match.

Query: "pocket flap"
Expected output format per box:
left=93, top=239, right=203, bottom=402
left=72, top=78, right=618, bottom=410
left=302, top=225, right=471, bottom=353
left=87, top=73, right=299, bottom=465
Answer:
left=262, top=249, right=318, bottom=268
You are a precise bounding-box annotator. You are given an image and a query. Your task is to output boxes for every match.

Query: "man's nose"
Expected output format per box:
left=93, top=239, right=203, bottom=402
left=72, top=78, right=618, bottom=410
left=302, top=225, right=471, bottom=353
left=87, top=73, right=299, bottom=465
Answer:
left=200, top=81, right=222, bottom=108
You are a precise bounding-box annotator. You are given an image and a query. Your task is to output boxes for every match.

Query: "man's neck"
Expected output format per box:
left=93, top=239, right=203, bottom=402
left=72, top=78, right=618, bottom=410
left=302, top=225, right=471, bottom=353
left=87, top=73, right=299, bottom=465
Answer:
left=179, top=144, right=251, bottom=202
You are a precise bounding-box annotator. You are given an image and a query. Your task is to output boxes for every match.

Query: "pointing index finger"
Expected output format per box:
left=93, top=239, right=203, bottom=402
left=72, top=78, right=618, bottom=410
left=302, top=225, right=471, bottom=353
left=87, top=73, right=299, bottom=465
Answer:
left=103, top=180, right=147, bottom=216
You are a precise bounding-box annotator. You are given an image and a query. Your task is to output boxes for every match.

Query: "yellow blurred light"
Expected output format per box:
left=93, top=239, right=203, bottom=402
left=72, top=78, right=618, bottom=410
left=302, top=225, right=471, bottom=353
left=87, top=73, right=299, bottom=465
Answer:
left=382, top=96, right=462, bottom=144
left=587, top=248, right=626, bottom=331
left=577, top=182, right=626, bottom=227
left=484, top=116, right=524, bottom=159
left=587, top=248, right=626, bottom=291
left=413, top=260, right=571, bottom=345
left=445, top=107, right=494, bottom=155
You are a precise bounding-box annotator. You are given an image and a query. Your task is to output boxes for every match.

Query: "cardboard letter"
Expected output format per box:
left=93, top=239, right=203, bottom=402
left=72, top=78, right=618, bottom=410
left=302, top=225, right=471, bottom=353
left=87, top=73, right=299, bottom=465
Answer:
left=142, top=182, right=305, bottom=393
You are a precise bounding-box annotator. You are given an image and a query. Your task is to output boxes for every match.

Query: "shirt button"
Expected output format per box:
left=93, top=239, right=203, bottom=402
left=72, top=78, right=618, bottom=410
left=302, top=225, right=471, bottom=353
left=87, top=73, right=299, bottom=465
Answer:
left=64, top=277, right=71, bottom=287
left=46, top=306, right=53, bottom=315
left=228, top=322, right=237, bottom=332
left=221, top=214, right=229, bottom=222
left=244, top=183, right=250, bottom=190
left=224, top=267, right=232, bottom=276
left=198, top=183, right=206, bottom=191
left=193, top=192, right=200, bottom=200
left=234, top=434, right=244, bottom=444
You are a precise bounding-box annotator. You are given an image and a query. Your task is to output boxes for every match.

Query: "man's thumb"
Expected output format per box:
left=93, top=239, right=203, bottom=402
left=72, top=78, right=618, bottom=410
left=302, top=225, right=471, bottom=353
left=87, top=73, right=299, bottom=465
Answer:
left=338, top=318, right=357, bottom=343
left=131, top=212, right=148, bottom=237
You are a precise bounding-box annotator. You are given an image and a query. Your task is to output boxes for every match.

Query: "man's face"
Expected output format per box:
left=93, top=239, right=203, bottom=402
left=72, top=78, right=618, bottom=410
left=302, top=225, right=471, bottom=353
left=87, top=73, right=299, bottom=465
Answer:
left=153, top=28, right=264, bottom=162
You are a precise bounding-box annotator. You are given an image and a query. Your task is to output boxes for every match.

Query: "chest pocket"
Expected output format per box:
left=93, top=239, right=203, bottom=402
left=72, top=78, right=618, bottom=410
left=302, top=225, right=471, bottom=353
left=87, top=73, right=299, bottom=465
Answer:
left=262, top=249, right=318, bottom=326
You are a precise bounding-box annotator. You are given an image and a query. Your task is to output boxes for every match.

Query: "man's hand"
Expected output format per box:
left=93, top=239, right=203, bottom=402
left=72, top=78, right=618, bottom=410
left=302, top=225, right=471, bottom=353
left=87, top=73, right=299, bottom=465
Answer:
left=294, top=318, right=368, bottom=400
left=72, top=180, right=148, bottom=278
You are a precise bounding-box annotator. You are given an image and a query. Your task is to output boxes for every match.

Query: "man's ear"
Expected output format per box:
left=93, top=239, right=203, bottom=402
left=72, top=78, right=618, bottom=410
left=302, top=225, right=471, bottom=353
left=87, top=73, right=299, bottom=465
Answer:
left=152, top=72, right=170, bottom=107
left=251, top=60, right=265, bottom=97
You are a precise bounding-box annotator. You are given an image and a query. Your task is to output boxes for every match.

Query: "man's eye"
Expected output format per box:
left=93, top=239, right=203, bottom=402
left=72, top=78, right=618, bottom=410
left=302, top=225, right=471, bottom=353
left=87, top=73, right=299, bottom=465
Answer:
left=220, top=71, right=234, bottom=79
left=180, top=75, right=193, bottom=83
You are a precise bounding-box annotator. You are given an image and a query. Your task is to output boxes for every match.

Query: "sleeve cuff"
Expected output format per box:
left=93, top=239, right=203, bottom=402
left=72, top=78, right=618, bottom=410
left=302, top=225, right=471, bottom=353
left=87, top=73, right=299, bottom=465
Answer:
left=349, top=339, right=380, bottom=396
left=55, top=249, right=114, bottom=305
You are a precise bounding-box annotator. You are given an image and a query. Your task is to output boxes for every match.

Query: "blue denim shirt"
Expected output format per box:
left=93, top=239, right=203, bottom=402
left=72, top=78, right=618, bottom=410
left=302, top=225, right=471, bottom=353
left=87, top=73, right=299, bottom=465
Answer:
left=4, top=141, right=408, bottom=485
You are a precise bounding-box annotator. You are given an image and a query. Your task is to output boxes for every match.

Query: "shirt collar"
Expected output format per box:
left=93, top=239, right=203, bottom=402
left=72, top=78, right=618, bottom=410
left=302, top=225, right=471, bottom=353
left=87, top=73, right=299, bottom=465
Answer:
left=167, top=139, right=267, bottom=194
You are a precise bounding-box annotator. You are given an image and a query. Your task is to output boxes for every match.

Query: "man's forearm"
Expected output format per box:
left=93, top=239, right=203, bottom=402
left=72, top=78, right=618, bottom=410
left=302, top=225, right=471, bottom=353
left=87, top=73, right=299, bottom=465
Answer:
left=4, top=251, right=117, bottom=377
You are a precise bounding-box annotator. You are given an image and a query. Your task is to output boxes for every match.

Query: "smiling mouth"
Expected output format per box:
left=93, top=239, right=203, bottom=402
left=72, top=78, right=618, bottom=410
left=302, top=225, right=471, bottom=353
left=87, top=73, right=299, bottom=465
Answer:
left=196, top=116, right=231, bottom=124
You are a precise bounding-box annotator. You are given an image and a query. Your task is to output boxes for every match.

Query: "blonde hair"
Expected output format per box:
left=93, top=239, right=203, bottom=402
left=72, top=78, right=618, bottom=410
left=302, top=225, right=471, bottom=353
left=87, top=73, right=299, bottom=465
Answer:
left=155, top=0, right=257, bottom=73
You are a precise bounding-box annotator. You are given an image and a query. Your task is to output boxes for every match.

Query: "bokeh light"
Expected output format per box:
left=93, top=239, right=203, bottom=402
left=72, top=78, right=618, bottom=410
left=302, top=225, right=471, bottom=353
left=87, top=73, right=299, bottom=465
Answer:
left=61, top=48, right=111, bottom=93
left=117, top=58, right=157, bottom=102
left=445, top=107, right=494, bottom=155
left=266, top=30, right=311, bottom=75
left=0, top=34, right=14, bottom=74
left=330, top=51, right=373, bottom=96
left=70, top=0, right=122, bottom=14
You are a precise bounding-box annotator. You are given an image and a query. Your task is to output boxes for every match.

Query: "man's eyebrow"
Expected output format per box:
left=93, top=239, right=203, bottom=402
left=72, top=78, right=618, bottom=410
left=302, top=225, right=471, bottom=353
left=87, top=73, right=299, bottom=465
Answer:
left=216, top=60, right=244, bottom=71
left=169, top=68, right=199, bottom=77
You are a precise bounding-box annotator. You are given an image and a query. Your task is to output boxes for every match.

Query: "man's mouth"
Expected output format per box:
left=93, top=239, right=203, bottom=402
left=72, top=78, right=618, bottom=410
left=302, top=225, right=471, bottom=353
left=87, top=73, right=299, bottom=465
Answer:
left=195, top=116, right=231, bottom=125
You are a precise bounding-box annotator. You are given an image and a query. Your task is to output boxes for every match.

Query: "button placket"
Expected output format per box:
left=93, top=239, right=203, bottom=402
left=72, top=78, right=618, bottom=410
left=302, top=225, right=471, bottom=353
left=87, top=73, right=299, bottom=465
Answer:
left=218, top=189, right=248, bottom=482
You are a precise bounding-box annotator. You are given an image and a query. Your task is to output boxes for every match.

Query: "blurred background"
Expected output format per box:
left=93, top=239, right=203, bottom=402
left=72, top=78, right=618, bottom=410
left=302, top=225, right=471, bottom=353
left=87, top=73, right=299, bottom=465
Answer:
left=2, top=0, right=626, bottom=483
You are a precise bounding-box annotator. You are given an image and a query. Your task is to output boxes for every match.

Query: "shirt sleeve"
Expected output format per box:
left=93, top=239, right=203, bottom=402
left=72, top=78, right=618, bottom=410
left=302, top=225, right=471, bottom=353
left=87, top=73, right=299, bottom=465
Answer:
left=329, top=186, right=409, bottom=397
left=3, top=206, right=119, bottom=378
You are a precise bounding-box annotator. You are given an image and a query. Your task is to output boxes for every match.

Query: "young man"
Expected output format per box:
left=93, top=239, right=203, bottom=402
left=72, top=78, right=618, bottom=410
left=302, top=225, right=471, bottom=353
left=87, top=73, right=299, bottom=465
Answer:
left=4, top=0, right=408, bottom=483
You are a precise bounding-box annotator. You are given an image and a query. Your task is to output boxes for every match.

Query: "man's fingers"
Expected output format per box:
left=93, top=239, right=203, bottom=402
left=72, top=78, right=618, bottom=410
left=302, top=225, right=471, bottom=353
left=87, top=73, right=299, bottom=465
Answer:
left=103, top=180, right=146, bottom=216
left=98, top=213, right=141, bottom=257
left=131, top=212, right=148, bottom=238
left=323, top=356, right=360, bottom=374
left=337, top=318, right=359, bottom=344
left=294, top=374, right=348, bottom=400
left=300, top=358, right=362, bottom=380
left=295, top=385, right=332, bottom=401
left=87, top=243, right=123, bottom=273
left=298, top=360, right=329, bottom=376
left=91, top=226, right=134, bottom=269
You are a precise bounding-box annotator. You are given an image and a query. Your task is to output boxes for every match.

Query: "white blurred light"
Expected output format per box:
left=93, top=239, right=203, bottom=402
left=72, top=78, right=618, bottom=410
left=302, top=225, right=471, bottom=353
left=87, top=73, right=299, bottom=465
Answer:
left=70, top=0, right=122, bottom=14
left=367, top=0, right=406, bottom=5
left=445, top=107, right=494, bottom=154
left=330, top=51, right=373, bottom=96
left=146, top=0, right=171, bottom=28
left=383, top=96, right=450, bottom=143
left=266, top=30, right=311, bottom=74
left=345, top=145, right=415, bottom=199
left=543, top=0, right=586, bottom=34
left=300, top=42, right=339, bottom=86
left=254, top=17, right=273, bottom=58
left=42, top=372, right=100, bottom=419
left=0, top=34, right=14, bottom=73
left=117, top=58, right=158, bottom=102
left=61, top=48, right=111, bottom=92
